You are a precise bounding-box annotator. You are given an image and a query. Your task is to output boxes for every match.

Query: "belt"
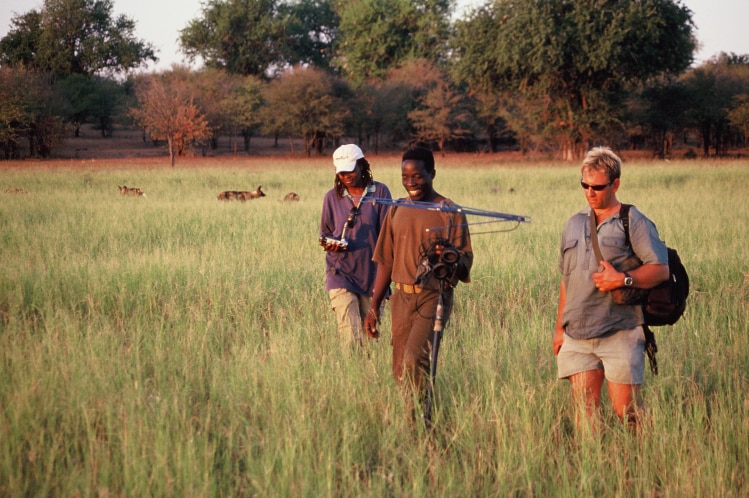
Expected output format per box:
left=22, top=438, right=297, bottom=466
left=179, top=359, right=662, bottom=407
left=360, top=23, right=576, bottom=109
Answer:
left=395, top=282, right=422, bottom=294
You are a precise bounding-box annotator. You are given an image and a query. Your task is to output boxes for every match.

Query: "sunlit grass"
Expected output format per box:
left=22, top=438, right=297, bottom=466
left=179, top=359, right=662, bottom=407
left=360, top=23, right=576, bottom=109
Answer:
left=1, top=157, right=748, bottom=496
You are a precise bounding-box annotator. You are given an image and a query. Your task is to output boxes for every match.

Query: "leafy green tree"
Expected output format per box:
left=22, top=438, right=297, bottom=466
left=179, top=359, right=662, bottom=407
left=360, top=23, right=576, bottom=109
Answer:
left=180, top=0, right=284, bottom=76
left=0, top=68, right=29, bottom=159
left=58, top=75, right=126, bottom=138
left=180, top=0, right=337, bottom=76
left=727, top=94, right=749, bottom=147
left=130, top=70, right=211, bottom=167
left=451, top=0, right=696, bottom=159
left=628, top=79, right=693, bottom=158
left=0, top=0, right=156, bottom=78
left=222, top=75, right=265, bottom=151
left=280, top=0, right=338, bottom=70
left=58, top=74, right=95, bottom=137
left=681, top=53, right=749, bottom=156
left=334, top=0, right=453, bottom=85
left=0, top=11, right=43, bottom=69
left=87, top=77, right=125, bottom=138
left=259, top=66, right=348, bottom=155
left=0, top=67, right=65, bottom=159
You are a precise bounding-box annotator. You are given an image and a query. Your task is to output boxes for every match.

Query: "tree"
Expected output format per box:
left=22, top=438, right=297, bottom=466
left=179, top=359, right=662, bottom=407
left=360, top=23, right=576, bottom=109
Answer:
left=130, top=70, right=211, bottom=167
left=0, top=0, right=156, bottom=78
left=628, top=79, right=693, bottom=158
left=451, top=0, right=696, bottom=159
left=405, top=60, right=474, bottom=154
left=0, top=67, right=65, bottom=159
left=0, top=68, right=29, bottom=159
left=222, top=75, right=265, bottom=152
left=681, top=53, right=749, bottom=156
left=0, top=11, right=43, bottom=69
left=727, top=94, right=749, bottom=148
left=180, top=0, right=339, bottom=77
left=190, top=69, right=237, bottom=150
left=259, top=66, right=348, bottom=155
left=333, top=0, right=453, bottom=85
left=279, top=0, right=338, bottom=71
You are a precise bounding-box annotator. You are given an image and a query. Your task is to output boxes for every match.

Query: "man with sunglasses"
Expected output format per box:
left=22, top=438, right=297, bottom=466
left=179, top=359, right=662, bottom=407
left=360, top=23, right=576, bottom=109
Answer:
left=320, top=144, right=392, bottom=353
left=553, top=146, right=669, bottom=433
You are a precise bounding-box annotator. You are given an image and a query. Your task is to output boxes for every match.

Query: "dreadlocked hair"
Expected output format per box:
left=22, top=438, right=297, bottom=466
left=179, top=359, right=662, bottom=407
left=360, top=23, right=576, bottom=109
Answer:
left=335, top=157, right=373, bottom=197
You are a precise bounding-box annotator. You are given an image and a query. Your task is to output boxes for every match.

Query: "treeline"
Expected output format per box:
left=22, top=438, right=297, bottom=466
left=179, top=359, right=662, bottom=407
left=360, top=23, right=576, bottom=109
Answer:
left=2, top=0, right=749, bottom=162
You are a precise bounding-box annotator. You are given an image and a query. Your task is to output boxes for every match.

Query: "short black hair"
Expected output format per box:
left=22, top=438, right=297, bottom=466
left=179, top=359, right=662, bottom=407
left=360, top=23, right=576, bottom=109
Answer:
left=402, top=146, right=435, bottom=174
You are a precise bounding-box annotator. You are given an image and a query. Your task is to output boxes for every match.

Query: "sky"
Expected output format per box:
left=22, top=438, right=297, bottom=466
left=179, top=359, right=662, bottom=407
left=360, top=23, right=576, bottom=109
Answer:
left=1, top=0, right=748, bottom=73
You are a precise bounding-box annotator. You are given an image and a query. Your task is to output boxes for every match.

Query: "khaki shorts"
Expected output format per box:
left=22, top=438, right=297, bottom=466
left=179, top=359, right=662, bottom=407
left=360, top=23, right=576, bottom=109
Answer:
left=557, top=326, right=646, bottom=385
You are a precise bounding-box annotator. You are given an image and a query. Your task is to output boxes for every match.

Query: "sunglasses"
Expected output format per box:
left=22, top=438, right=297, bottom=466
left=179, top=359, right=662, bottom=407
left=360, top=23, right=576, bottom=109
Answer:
left=580, top=180, right=612, bottom=191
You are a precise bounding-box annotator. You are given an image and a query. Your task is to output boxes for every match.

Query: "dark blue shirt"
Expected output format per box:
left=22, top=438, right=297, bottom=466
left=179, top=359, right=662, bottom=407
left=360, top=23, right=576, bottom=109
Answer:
left=320, top=181, right=391, bottom=295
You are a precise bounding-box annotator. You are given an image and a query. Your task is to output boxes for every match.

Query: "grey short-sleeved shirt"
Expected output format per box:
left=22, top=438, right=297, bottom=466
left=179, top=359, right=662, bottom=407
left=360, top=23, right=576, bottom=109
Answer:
left=559, top=205, right=668, bottom=340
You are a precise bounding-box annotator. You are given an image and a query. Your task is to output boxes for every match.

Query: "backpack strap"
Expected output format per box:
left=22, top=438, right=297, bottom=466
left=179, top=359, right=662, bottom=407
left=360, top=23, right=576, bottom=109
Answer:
left=621, top=203, right=659, bottom=375
left=589, top=210, right=604, bottom=269
left=620, top=203, right=632, bottom=249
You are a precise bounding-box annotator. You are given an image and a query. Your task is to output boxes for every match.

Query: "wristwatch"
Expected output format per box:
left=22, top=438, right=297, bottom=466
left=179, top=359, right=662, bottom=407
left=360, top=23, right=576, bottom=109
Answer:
left=623, top=273, right=634, bottom=287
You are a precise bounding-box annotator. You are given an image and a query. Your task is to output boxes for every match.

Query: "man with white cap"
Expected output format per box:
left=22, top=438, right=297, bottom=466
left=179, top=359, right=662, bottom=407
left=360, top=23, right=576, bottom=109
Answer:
left=320, top=144, right=392, bottom=352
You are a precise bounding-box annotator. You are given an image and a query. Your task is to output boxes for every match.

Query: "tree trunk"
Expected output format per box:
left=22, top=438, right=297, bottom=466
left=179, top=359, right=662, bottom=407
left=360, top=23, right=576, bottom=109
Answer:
left=168, top=137, right=175, bottom=167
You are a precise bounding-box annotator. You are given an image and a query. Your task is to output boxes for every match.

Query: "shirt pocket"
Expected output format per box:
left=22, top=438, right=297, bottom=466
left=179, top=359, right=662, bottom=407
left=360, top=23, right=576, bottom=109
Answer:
left=560, top=238, right=578, bottom=276
left=601, top=236, right=633, bottom=264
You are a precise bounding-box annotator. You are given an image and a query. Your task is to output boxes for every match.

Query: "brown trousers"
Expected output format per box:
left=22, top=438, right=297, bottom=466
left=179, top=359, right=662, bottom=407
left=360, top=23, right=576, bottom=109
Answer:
left=390, top=287, right=453, bottom=399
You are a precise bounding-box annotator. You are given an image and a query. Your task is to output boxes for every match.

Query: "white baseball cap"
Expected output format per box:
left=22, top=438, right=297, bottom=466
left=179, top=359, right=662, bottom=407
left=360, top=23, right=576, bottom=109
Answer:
left=333, top=144, right=364, bottom=173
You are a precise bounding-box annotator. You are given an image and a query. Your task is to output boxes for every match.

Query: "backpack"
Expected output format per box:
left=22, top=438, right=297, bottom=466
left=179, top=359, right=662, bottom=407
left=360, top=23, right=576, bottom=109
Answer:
left=621, top=204, right=690, bottom=375
left=621, top=204, right=690, bottom=327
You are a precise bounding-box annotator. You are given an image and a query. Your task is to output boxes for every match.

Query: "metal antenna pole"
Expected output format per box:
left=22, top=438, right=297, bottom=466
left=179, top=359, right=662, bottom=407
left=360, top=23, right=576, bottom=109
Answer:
left=424, top=281, right=444, bottom=430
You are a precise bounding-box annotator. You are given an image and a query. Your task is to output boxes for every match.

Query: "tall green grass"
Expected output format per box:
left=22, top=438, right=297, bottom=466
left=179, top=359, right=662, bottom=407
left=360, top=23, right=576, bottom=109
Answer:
left=1, top=158, right=748, bottom=496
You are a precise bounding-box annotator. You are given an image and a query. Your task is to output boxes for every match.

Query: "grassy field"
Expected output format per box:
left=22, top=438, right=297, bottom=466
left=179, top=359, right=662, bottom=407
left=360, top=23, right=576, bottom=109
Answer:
left=1, top=156, right=748, bottom=497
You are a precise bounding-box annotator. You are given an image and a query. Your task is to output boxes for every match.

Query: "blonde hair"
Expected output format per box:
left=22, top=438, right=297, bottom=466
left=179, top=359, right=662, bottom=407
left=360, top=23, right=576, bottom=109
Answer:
left=581, top=146, right=622, bottom=181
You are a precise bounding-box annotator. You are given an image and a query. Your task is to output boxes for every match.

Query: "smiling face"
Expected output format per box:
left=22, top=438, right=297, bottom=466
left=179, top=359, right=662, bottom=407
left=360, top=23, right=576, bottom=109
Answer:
left=336, top=163, right=365, bottom=191
left=401, top=159, right=435, bottom=201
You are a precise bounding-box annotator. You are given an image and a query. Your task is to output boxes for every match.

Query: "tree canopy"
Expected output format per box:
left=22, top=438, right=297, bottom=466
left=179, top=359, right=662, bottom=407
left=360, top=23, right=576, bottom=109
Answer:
left=179, top=0, right=338, bottom=77
left=451, top=0, right=696, bottom=158
left=334, top=0, right=453, bottom=85
left=0, top=0, right=156, bottom=78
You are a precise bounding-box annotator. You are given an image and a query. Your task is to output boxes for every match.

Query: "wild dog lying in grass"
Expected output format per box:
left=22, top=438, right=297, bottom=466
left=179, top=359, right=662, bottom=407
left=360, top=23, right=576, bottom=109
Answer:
left=237, top=186, right=265, bottom=201
left=4, top=188, right=29, bottom=194
left=118, top=185, right=146, bottom=196
left=284, top=192, right=300, bottom=201
left=218, top=186, right=266, bottom=201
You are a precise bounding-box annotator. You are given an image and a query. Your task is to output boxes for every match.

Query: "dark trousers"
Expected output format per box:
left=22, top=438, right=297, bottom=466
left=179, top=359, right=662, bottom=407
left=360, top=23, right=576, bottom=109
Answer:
left=390, top=287, right=453, bottom=400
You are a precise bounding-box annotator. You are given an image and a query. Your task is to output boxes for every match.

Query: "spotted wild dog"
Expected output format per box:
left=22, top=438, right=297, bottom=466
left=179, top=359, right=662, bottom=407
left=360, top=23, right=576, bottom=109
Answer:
left=4, top=188, right=29, bottom=194
left=118, top=185, right=146, bottom=196
left=236, top=186, right=265, bottom=201
left=284, top=192, right=300, bottom=202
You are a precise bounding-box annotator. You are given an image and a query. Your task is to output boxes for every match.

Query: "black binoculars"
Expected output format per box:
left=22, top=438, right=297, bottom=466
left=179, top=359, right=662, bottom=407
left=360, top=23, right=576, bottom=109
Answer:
left=431, top=247, right=460, bottom=281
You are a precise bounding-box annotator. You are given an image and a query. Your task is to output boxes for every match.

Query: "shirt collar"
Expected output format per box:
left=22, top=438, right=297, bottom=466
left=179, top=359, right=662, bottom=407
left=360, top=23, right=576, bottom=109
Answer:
left=344, top=183, right=376, bottom=200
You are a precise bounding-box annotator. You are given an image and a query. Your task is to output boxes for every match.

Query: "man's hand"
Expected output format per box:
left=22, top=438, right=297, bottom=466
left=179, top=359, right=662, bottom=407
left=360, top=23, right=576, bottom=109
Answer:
left=364, top=309, right=380, bottom=338
left=591, top=260, right=625, bottom=292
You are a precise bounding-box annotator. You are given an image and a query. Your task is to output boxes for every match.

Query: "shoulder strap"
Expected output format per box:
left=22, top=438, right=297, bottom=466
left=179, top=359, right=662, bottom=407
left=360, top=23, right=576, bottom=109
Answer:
left=620, top=203, right=632, bottom=248
left=589, top=210, right=604, bottom=269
